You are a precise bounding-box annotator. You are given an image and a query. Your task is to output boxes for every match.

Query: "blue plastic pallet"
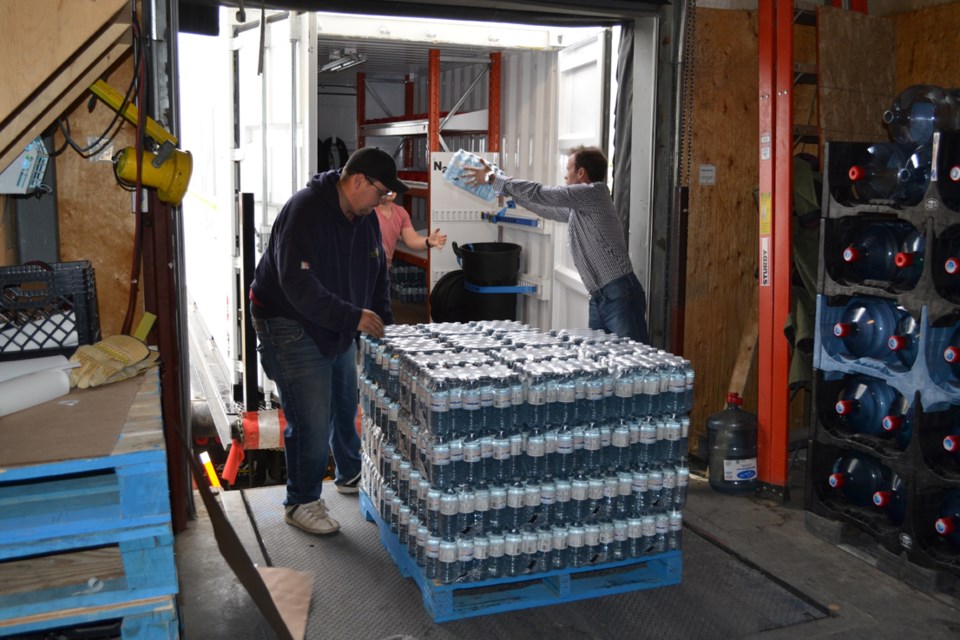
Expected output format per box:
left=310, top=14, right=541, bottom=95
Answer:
left=0, top=594, right=179, bottom=639
left=359, top=492, right=682, bottom=622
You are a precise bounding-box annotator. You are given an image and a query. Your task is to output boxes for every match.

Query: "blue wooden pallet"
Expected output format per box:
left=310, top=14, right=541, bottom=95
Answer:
left=360, top=492, right=682, bottom=622
left=0, top=594, right=179, bottom=639
left=0, top=372, right=179, bottom=639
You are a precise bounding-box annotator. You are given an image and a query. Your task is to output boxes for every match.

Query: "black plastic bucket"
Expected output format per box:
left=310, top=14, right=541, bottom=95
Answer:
left=429, top=269, right=518, bottom=323
left=452, top=242, right=522, bottom=286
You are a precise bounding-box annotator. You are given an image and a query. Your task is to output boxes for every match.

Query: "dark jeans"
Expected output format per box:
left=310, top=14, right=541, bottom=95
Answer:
left=253, top=316, right=361, bottom=506
left=588, top=273, right=650, bottom=343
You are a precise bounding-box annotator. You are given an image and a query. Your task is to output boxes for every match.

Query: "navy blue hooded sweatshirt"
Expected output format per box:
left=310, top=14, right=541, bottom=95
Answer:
left=250, top=170, right=393, bottom=357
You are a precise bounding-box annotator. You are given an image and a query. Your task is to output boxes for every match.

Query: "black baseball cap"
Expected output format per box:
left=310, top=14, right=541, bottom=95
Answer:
left=344, top=147, right=410, bottom=194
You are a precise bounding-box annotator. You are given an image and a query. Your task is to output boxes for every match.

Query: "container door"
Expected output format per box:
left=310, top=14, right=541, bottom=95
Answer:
left=550, top=31, right=610, bottom=330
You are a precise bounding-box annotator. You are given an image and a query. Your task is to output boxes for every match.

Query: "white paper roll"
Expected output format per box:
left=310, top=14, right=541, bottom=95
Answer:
left=0, top=368, right=71, bottom=418
left=0, top=355, right=72, bottom=384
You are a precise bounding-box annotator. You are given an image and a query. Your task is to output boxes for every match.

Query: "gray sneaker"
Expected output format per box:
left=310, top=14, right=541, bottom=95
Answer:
left=335, top=471, right=362, bottom=494
left=284, top=499, right=340, bottom=535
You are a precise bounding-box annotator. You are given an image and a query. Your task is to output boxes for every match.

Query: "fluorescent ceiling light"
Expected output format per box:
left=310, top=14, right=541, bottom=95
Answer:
left=320, top=53, right=366, bottom=73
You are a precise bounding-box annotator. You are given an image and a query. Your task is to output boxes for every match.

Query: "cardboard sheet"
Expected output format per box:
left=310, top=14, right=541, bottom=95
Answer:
left=0, top=374, right=144, bottom=468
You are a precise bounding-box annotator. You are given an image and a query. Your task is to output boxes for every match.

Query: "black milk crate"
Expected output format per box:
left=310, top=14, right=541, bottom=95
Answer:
left=359, top=492, right=681, bottom=623
left=0, top=260, right=100, bottom=360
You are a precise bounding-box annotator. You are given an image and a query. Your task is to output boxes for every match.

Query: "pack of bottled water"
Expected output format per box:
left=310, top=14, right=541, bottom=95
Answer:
left=359, top=321, right=691, bottom=585
left=441, top=149, right=503, bottom=202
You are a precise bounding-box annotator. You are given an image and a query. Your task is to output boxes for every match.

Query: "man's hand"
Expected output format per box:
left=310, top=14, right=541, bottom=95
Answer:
left=358, top=309, right=385, bottom=338
left=461, top=158, right=493, bottom=186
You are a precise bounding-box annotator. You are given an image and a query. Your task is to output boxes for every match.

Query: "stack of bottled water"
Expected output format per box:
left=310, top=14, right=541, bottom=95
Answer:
left=359, top=321, right=692, bottom=585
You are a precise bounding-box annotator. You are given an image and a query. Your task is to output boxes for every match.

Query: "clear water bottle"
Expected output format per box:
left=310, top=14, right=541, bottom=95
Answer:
left=457, top=537, right=475, bottom=582
left=505, top=481, right=527, bottom=531
left=390, top=495, right=403, bottom=533
left=543, top=428, right=558, bottom=478
left=458, top=487, right=476, bottom=535
left=552, top=525, right=569, bottom=569
left=627, top=517, right=644, bottom=558
left=557, top=372, right=577, bottom=426
left=472, top=484, right=490, bottom=534
left=641, top=514, right=657, bottom=555
left=584, top=523, right=601, bottom=564
left=449, top=440, right=464, bottom=486
left=381, top=487, right=396, bottom=527
left=504, top=530, right=526, bottom=577
left=682, top=361, right=695, bottom=413
left=511, top=377, right=527, bottom=431
left=611, top=519, right=628, bottom=561
left=582, top=425, right=603, bottom=472
left=666, top=510, right=683, bottom=551
left=398, top=504, right=411, bottom=544
left=666, top=368, right=686, bottom=415
left=636, top=421, right=657, bottom=467
left=828, top=451, right=893, bottom=507
left=585, top=374, right=606, bottom=423
left=883, top=84, right=958, bottom=147
left=554, top=477, right=572, bottom=525
left=472, top=535, right=490, bottom=581
left=448, top=382, right=464, bottom=439
left=491, top=431, right=512, bottom=484
left=387, top=402, right=400, bottom=446
left=934, top=490, right=960, bottom=550
left=555, top=428, right=575, bottom=478
left=407, top=515, right=421, bottom=558
left=426, top=488, right=442, bottom=532
left=569, top=474, right=590, bottom=523
left=487, top=532, right=505, bottom=578
left=631, top=469, right=650, bottom=515
left=539, top=480, right=557, bottom=527
left=567, top=523, right=587, bottom=568
left=524, top=481, right=542, bottom=527
left=610, top=422, right=631, bottom=471
left=663, top=419, right=683, bottom=463
left=525, top=428, right=547, bottom=481
left=835, top=375, right=911, bottom=446
left=479, top=374, right=495, bottom=433
left=597, top=521, right=614, bottom=565
left=424, top=534, right=441, bottom=579
left=652, top=513, right=669, bottom=554
left=522, top=529, right=539, bottom=573
left=398, top=460, right=412, bottom=503
left=645, top=367, right=663, bottom=417
left=416, top=523, right=429, bottom=566
left=462, top=380, right=482, bottom=437
left=438, top=488, right=460, bottom=539
left=662, top=466, right=677, bottom=511
left=462, top=438, right=482, bottom=486
left=487, top=484, right=507, bottom=533
left=599, top=473, right=619, bottom=522
left=508, top=434, right=525, bottom=479
left=617, top=471, right=634, bottom=518
left=527, top=371, right=548, bottom=429
left=872, top=474, right=907, bottom=525
left=430, top=440, right=453, bottom=490
left=614, top=369, right=634, bottom=420
left=438, top=538, right=459, bottom=584
left=675, top=464, right=690, bottom=508
left=648, top=468, right=665, bottom=511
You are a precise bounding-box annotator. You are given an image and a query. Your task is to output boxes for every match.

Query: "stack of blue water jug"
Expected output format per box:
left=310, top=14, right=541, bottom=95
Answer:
left=809, top=85, right=960, bottom=578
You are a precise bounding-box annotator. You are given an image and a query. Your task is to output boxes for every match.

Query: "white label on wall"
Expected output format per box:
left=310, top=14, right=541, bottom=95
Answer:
left=699, top=164, right=716, bottom=186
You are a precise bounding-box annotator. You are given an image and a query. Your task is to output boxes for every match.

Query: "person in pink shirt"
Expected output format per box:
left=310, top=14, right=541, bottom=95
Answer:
left=375, top=192, right=447, bottom=265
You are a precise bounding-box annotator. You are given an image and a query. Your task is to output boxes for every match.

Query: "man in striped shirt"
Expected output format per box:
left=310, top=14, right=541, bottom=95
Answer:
left=462, top=146, right=649, bottom=343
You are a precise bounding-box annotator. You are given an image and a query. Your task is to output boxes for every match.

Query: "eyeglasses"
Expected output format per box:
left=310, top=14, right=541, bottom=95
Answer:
left=364, top=175, right=394, bottom=200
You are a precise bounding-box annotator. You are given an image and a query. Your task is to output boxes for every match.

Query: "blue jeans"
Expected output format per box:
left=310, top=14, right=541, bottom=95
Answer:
left=253, top=316, right=361, bottom=506
left=589, top=273, right=650, bottom=343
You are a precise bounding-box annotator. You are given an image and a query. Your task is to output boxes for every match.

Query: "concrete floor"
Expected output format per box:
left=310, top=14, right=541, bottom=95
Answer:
left=174, top=456, right=960, bottom=640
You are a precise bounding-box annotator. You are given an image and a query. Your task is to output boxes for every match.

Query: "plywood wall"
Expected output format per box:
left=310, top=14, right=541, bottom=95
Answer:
left=818, top=7, right=894, bottom=144
left=55, top=56, right=138, bottom=338
left=682, top=7, right=759, bottom=452
left=893, top=2, right=960, bottom=91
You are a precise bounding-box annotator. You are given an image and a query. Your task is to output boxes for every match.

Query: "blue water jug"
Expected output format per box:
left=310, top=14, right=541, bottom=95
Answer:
left=828, top=452, right=891, bottom=507
left=834, top=375, right=911, bottom=447
left=935, top=490, right=960, bottom=550
left=872, top=474, right=907, bottom=525
left=847, top=142, right=931, bottom=205
left=831, top=297, right=918, bottom=368
left=883, top=85, right=958, bottom=147
left=841, top=220, right=923, bottom=289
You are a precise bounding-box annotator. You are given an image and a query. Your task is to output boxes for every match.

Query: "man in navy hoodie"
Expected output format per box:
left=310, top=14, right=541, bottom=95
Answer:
left=250, top=147, right=406, bottom=535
